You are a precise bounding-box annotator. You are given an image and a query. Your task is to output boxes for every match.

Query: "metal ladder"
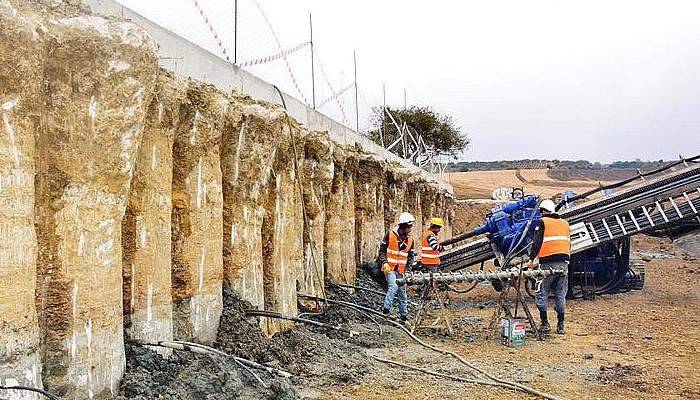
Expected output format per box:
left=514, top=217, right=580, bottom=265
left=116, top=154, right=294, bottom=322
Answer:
left=571, top=188, right=700, bottom=253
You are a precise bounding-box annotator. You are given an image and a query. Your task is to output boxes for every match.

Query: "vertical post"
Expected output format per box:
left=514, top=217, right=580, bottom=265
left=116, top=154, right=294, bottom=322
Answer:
left=234, top=0, right=238, bottom=64
left=310, top=13, right=316, bottom=109
left=403, top=88, right=407, bottom=109
left=382, top=83, right=386, bottom=110
left=381, top=83, right=386, bottom=146
left=354, top=50, right=359, bottom=134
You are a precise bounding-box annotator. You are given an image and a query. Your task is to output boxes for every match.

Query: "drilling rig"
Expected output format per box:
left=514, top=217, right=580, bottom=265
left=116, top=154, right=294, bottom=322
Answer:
left=402, top=155, right=700, bottom=297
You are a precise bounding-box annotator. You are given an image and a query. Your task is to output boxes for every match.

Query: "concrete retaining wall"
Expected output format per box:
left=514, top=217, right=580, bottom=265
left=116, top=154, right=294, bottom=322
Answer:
left=0, top=1, right=455, bottom=398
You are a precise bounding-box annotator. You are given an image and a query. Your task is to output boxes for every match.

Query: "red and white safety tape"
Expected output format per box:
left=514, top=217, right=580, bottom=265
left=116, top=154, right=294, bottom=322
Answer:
left=239, top=41, right=310, bottom=67
left=190, top=0, right=232, bottom=62
left=317, top=81, right=354, bottom=108
left=313, top=48, right=349, bottom=124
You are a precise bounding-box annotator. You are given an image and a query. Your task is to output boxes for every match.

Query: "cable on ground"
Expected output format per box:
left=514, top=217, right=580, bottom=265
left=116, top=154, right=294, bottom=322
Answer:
left=298, top=292, right=568, bottom=400
left=0, top=386, right=60, bottom=400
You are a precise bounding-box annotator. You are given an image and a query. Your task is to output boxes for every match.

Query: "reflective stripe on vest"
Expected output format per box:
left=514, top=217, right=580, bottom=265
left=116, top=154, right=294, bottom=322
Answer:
left=420, top=230, right=441, bottom=265
left=538, top=217, right=571, bottom=258
left=387, top=230, right=413, bottom=273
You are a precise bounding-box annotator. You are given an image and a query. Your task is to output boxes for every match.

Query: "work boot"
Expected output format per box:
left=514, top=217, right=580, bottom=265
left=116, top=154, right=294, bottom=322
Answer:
left=399, top=314, right=409, bottom=325
left=539, top=310, right=551, bottom=333
left=556, top=313, right=565, bottom=335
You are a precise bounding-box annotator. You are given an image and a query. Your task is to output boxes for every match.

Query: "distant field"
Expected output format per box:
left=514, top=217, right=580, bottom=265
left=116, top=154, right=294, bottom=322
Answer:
left=546, top=168, right=638, bottom=182
left=446, top=168, right=629, bottom=199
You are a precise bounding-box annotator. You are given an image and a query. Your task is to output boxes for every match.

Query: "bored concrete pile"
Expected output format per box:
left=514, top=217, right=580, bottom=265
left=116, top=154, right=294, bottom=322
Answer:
left=324, top=144, right=357, bottom=285
left=170, top=82, right=226, bottom=344
left=0, top=1, right=454, bottom=398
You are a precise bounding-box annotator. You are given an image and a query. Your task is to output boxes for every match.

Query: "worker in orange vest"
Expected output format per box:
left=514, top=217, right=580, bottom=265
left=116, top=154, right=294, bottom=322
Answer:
left=529, top=199, right=571, bottom=335
left=377, top=212, right=416, bottom=324
left=420, top=217, right=445, bottom=272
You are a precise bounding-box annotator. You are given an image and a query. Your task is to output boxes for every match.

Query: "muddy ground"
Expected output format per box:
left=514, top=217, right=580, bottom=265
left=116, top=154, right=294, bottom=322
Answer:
left=119, top=234, right=699, bottom=400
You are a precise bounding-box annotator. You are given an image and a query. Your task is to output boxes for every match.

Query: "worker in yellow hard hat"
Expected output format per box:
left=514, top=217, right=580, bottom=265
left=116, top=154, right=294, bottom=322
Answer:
left=420, top=217, right=445, bottom=273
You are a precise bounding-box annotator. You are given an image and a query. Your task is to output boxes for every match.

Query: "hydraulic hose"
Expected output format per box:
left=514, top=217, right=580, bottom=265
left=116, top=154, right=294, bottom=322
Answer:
left=0, top=386, right=60, bottom=400
left=299, top=292, right=568, bottom=400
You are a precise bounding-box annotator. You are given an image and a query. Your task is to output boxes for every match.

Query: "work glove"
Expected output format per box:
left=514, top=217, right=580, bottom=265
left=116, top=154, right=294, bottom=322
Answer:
left=382, top=263, right=392, bottom=274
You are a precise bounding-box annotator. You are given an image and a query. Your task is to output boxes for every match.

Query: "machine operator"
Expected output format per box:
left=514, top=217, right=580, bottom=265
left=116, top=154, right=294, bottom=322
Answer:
left=529, top=199, right=571, bottom=335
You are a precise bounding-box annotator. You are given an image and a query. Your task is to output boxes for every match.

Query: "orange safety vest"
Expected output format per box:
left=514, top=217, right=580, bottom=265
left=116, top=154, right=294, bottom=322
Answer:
left=387, top=230, right=414, bottom=274
left=537, top=217, right=571, bottom=258
left=420, top=230, right=441, bottom=266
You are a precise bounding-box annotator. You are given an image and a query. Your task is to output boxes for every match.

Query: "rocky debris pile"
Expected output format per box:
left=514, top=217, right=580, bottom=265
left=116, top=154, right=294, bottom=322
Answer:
left=215, top=284, right=379, bottom=390
left=118, top=343, right=243, bottom=400
left=120, top=282, right=387, bottom=399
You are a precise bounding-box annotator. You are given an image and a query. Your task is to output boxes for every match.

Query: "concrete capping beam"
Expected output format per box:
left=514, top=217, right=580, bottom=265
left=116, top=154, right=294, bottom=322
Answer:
left=82, top=0, right=452, bottom=195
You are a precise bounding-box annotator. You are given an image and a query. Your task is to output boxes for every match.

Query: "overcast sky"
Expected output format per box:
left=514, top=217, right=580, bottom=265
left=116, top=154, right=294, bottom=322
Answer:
left=117, top=0, right=700, bottom=162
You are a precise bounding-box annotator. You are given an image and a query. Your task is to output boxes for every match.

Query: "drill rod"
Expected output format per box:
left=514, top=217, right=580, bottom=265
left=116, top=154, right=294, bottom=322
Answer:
left=397, top=268, right=564, bottom=285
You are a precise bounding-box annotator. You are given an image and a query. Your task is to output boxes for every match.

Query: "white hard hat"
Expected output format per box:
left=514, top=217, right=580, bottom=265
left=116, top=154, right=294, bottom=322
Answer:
left=539, top=199, right=556, bottom=213
left=398, top=212, right=415, bottom=225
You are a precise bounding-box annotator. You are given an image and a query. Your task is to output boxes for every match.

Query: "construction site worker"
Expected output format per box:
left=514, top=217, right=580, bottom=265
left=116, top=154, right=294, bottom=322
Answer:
left=529, top=199, right=571, bottom=335
left=420, top=217, right=445, bottom=272
left=377, top=212, right=416, bottom=324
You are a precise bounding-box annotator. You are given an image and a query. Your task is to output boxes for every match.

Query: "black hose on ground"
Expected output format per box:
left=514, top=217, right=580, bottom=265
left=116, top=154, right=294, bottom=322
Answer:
left=297, top=293, right=398, bottom=321
left=0, top=386, right=60, bottom=400
left=130, top=339, right=293, bottom=383
left=329, top=281, right=386, bottom=297
left=297, top=292, right=568, bottom=400
left=446, top=281, right=479, bottom=293
left=384, top=312, right=568, bottom=400
left=371, top=355, right=519, bottom=391
left=244, top=309, right=359, bottom=336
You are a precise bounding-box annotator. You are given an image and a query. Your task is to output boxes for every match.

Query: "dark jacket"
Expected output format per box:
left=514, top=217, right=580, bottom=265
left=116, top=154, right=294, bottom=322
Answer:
left=529, top=213, right=570, bottom=263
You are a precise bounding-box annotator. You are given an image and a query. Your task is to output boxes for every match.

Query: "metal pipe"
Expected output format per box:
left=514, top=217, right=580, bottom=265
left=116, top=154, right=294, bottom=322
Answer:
left=440, top=226, right=486, bottom=246
left=233, top=0, right=238, bottom=64
left=353, top=50, right=359, bottom=134
left=133, top=339, right=293, bottom=379
left=398, top=269, right=564, bottom=285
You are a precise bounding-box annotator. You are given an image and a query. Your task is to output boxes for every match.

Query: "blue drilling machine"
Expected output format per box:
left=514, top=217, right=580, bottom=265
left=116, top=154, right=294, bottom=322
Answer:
left=434, top=155, right=700, bottom=298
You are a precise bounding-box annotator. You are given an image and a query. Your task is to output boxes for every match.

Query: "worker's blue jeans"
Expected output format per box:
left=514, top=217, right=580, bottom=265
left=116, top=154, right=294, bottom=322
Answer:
left=384, top=271, right=408, bottom=317
left=535, top=261, right=569, bottom=316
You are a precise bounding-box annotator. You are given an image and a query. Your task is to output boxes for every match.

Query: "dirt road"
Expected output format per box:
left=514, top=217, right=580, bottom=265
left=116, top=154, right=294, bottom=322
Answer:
left=316, top=235, right=700, bottom=400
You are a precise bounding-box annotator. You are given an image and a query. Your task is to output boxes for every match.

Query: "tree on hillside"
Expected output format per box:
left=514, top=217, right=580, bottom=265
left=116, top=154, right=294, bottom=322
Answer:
left=368, top=106, right=469, bottom=159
